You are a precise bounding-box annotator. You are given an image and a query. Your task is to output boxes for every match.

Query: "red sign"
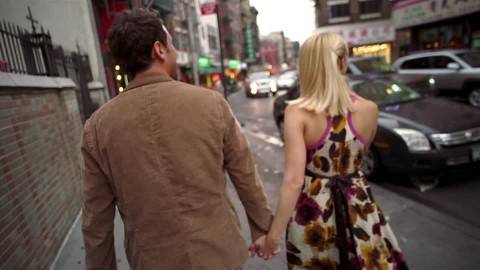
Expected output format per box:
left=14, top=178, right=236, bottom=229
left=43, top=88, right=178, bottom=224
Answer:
left=200, top=2, right=217, bottom=15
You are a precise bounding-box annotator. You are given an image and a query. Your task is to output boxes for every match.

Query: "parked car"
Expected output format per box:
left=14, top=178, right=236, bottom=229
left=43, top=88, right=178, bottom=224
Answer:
left=348, top=56, right=434, bottom=94
left=273, top=78, right=480, bottom=180
left=393, top=50, right=480, bottom=107
left=274, top=72, right=431, bottom=141
left=276, top=70, right=298, bottom=90
left=245, top=71, right=277, bottom=98
left=347, top=56, right=396, bottom=75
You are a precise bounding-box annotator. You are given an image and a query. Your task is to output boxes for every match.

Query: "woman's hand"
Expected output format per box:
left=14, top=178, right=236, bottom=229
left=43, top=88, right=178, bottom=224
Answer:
left=249, top=234, right=281, bottom=260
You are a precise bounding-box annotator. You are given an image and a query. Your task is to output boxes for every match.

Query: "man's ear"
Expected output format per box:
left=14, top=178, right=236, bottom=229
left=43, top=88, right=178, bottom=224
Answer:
left=152, top=41, right=166, bottom=61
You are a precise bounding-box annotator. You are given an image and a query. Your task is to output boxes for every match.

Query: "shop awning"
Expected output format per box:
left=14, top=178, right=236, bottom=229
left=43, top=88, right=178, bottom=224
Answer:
left=315, top=19, right=394, bottom=46
left=393, top=0, right=480, bottom=29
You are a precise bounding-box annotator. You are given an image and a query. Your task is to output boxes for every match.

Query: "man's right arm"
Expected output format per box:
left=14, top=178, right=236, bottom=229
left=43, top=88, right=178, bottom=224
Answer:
left=216, top=94, right=273, bottom=241
left=82, top=119, right=117, bottom=270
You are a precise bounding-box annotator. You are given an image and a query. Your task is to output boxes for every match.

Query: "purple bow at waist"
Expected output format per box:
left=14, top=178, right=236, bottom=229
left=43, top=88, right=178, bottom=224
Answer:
left=304, top=169, right=361, bottom=270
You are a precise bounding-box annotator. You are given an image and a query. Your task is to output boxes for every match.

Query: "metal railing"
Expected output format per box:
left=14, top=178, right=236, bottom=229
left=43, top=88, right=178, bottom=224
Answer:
left=0, top=18, right=94, bottom=122
left=0, top=19, right=92, bottom=82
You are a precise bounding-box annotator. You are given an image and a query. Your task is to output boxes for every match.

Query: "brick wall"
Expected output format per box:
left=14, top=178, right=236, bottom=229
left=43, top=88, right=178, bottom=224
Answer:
left=0, top=79, right=83, bottom=270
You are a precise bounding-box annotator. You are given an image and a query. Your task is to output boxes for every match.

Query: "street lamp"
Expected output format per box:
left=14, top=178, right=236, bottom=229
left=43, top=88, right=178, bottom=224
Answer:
left=215, top=1, right=228, bottom=101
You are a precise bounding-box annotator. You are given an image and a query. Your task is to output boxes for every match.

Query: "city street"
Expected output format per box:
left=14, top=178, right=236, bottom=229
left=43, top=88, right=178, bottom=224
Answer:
left=53, top=90, right=480, bottom=270
left=229, top=90, right=480, bottom=230
left=3, top=0, right=480, bottom=269
left=228, top=90, right=480, bottom=269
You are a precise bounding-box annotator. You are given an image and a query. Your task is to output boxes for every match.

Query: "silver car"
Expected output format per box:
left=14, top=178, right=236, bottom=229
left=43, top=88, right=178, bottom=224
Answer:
left=276, top=70, right=298, bottom=90
left=394, top=50, right=480, bottom=107
left=348, top=56, right=396, bottom=75
left=245, top=71, right=277, bottom=98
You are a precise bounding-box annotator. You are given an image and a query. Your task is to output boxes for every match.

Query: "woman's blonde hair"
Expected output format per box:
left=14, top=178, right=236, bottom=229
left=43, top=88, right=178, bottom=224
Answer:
left=290, top=32, right=352, bottom=116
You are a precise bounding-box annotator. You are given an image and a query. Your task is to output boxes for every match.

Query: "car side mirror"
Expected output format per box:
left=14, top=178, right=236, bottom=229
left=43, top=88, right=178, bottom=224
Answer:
left=447, top=62, right=461, bottom=70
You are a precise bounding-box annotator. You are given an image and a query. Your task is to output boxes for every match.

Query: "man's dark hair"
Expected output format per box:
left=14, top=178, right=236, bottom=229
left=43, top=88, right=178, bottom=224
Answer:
left=107, top=8, right=167, bottom=75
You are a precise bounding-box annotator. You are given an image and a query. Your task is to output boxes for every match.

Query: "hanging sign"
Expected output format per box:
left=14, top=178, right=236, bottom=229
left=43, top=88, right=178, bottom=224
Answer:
left=200, top=1, right=217, bottom=15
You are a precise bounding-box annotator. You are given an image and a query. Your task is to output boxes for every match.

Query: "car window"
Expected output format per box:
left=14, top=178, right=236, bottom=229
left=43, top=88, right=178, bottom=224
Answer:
left=279, top=71, right=297, bottom=80
left=456, top=51, right=480, bottom=67
left=352, top=80, right=421, bottom=106
left=430, top=56, right=456, bottom=69
left=249, top=71, right=270, bottom=80
left=401, top=57, right=429, bottom=69
left=351, top=57, right=395, bottom=73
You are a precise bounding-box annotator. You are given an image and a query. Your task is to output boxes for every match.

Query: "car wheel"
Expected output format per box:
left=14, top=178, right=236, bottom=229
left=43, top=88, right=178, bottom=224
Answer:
left=363, top=148, right=381, bottom=181
left=409, top=176, right=440, bottom=192
left=468, top=88, right=480, bottom=107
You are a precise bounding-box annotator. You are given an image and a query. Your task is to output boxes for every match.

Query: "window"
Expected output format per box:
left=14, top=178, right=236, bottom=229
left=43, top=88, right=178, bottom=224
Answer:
left=401, top=57, right=430, bottom=69
left=207, top=25, right=218, bottom=50
left=208, top=34, right=218, bottom=50
left=353, top=80, right=421, bottom=106
left=328, top=0, right=350, bottom=21
left=352, top=57, right=395, bottom=73
left=430, top=56, right=456, bottom=69
left=200, top=26, right=205, bottom=40
left=176, top=1, right=187, bottom=20
left=360, top=0, right=381, bottom=16
left=456, top=52, right=480, bottom=67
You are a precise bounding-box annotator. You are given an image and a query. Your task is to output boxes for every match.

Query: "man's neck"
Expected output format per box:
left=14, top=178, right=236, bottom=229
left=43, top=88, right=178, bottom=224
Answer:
left=134, top=67, right=169, bottom=79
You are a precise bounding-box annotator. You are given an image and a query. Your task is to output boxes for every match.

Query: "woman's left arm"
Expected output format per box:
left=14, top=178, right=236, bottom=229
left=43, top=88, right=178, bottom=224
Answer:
left=255, top=105, right=307, bottom=259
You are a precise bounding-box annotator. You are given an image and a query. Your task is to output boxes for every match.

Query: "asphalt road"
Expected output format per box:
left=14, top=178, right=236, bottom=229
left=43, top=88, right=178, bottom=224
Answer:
left=227, top=89, right=480, bottom=269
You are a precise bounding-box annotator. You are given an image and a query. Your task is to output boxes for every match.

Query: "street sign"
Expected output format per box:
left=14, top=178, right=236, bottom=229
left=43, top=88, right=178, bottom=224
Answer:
left=198, top=57, right=211, bottom=68
left=228, top=59, right=241, bottom=70
left=245, top=24, right=256, bottom=63
left=200, top=2, right=217, bottom=15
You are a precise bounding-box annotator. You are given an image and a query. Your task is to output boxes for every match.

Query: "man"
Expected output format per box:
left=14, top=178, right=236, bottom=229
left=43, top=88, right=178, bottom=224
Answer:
left=81, top=9, right=273, bottom=270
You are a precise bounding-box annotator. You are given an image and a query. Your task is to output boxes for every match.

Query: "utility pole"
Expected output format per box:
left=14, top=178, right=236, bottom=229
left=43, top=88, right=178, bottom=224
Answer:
left=187, top=1, right=200, bottom=85
left=215, top=1, right=228, bottom=101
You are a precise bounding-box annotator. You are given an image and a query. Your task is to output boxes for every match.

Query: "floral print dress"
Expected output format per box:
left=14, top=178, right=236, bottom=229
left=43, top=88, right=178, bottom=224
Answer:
left=286, top=112, right=409, bottom=270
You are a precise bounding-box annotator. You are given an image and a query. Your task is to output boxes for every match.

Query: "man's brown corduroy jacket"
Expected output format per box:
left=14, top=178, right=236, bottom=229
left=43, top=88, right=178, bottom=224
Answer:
left=81, top=72, right=273, bottom=270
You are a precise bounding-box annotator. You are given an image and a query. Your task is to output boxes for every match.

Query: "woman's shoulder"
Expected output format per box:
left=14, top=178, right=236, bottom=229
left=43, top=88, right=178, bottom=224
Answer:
left=286, top=103, right=303, bottom=114
left=286, top=103, right=326, bottom=119
left=352, top=94, right=378, bottom=115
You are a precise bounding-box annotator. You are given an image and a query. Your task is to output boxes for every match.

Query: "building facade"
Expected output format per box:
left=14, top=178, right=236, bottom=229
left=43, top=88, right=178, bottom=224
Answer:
left=0, top=1, right=104, bottom=268
left=313, top=0, right=395, bottom=63
left=392, top=0, right=480, bottom=57
left=173, top=0, right=202, bottom=84
left=218, top=0, right=244, bottom=61
left=0, top=0, right=108, bottom=95
left=240, top=0, right=261, bottom=65
left=198, top=1, right=222, bottom=88
left=92, top=0, right=203, bottom=94
left=260, top=31, right=298, bottom=74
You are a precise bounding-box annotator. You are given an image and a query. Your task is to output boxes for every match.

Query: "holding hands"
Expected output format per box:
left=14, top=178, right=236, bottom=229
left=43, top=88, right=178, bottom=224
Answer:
left=248, top=234, right=281, bottom=260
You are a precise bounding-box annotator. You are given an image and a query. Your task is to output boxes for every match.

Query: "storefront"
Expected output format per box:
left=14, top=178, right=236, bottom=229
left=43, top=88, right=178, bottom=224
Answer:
left=197, top=57, right=221, bottom=88
left=316, top=19, right=395, bottom=63
left=92, top=0, right=177, bottom=97
left=393, top=0, right=480, bottom=57
left=176, top=50, right=195, bottom=83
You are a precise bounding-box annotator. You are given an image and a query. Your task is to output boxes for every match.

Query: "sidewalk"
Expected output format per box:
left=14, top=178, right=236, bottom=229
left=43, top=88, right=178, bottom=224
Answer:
left=51, top=211, right=130, bottom=270
left=52, top=180, right=480, bottom=270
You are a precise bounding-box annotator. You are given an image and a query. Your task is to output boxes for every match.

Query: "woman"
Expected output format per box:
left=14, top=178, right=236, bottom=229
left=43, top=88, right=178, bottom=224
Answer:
left=254, top=32, right=408, bottom=269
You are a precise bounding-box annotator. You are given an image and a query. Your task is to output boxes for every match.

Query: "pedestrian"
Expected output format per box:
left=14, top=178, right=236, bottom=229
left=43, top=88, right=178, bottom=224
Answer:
left=251, top=32, right=409, bottom=270
left=81, top=8, right=273, bottom=270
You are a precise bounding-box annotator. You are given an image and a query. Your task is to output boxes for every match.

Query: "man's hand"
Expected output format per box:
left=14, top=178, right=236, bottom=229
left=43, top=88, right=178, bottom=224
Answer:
left=248, top=234, right=281, bottom=260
